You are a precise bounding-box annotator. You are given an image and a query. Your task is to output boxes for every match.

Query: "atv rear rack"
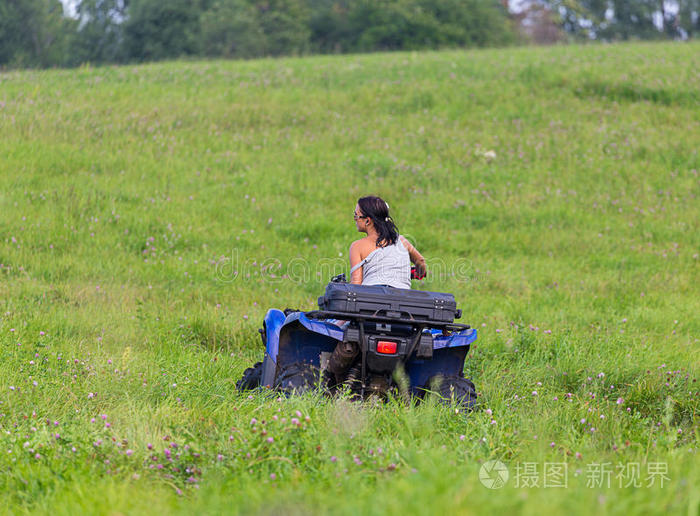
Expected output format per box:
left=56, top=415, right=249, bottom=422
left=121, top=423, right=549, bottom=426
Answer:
left=304, top=310, right=470, bottom=332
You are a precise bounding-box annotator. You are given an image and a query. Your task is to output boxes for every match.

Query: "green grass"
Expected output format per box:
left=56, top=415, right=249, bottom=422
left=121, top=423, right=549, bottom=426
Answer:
left=0, top=41, right=699, bottom=515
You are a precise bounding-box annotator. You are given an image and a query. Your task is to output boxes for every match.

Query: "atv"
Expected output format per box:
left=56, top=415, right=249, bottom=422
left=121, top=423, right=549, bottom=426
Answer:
left=237, top=274, right=478, bottom=409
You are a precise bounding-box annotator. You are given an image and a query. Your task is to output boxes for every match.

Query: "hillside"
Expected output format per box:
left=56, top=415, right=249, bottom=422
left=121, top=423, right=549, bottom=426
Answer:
left=0, top=42, right=698, bottom=514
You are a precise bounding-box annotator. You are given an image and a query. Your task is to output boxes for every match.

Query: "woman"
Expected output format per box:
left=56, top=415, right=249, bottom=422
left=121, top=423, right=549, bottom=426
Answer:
left=349, top=196, right=426, bottom=289
left=326, top=196, right=427, bottom=383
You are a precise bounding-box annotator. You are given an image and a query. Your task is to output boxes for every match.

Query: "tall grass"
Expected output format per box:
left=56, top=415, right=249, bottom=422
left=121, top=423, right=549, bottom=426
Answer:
left=0, top=41, right=698, bottom=515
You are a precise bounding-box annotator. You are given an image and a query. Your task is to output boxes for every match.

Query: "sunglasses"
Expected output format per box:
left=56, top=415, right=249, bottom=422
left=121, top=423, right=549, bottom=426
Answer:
left=353, top=211, right=368, bottom=221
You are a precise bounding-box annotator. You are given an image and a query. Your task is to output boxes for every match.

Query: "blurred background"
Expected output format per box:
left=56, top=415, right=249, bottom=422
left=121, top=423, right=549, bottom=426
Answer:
left=1, top=0, right=698, bottom=68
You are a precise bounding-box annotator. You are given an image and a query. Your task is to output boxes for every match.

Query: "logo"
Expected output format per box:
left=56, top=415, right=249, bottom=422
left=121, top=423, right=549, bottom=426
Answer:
left=479, top=460, right=509, bottom=489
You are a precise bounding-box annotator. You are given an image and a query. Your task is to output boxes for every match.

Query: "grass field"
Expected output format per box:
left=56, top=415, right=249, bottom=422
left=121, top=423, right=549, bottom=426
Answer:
left=1, top=41, right=699, bottom=515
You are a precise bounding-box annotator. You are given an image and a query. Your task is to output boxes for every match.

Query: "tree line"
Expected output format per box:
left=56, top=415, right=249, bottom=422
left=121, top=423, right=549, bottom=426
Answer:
left=544, top=0, right=700, bottom=41
left=0, top=0, right=698, bottom=68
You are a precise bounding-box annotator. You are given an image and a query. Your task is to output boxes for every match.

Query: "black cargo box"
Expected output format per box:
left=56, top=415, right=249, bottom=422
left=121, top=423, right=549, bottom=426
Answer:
left=317, top=283, right=460, bottom=323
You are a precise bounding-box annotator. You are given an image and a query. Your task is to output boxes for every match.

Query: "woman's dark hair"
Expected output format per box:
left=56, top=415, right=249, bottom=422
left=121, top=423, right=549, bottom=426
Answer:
left=357, top=195, right=399, bottom=247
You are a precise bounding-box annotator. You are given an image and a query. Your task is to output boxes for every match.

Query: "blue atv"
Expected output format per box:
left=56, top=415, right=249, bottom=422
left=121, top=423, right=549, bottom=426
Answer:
left=237, top=274, right=478, bottom=408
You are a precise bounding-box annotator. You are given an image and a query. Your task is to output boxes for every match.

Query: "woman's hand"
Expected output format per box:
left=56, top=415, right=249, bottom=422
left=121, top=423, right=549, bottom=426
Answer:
left=413, top=260, right=427, bottom=279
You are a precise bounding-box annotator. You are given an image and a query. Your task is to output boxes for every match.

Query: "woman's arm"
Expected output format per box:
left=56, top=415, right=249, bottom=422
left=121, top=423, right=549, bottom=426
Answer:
left=400, top=236, right=426, bottom=277
left=349, top=241, right=363, bottom=284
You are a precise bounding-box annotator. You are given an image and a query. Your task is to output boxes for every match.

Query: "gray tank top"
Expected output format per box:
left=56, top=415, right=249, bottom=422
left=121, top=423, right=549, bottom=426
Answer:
left=350, top=236, right=411, bottom=289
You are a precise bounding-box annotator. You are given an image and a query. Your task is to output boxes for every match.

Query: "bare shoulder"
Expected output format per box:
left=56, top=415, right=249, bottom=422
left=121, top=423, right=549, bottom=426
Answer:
left=350, top=237, right=375, bottom=256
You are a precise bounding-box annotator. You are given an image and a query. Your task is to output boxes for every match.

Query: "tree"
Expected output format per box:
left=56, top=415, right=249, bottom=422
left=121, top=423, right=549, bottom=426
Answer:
left=600, top=0, right=660, bottom=40
left=253, top=0, right=311, bottom=56
left=200, top=0, right=266, bottom=58
left=348, top=0, right=437, bottom=51
left=69, top=0, right=129, bottom=65
left=543, top=0, right=700, bottom=40
left=677, top=0, right=700, bottom=37
left=0, top=0, right=72, bottom=67
left=418, top=0, right=516, bottom=47
left=348, top=0, right=514, bottom=52
left=517, top=3, right=565, bottom=43
left=123, top=0, right=202, bottom=61
left=308, top=0, right=355, bottom=53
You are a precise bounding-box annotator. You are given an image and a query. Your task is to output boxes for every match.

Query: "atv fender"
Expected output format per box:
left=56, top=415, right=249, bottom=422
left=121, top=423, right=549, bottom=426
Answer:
left=405, top=328, right=477, bottom=394
left=261, top=310, right=343, bottom=387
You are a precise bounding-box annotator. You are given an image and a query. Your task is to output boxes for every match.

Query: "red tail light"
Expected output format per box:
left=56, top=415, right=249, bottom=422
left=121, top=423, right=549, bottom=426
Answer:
left=376, top=340, right=397, bottom=354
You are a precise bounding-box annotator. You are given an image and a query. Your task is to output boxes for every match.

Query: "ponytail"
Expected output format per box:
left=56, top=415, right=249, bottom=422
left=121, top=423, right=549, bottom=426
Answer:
left=357, top=196, right=399, bottom=247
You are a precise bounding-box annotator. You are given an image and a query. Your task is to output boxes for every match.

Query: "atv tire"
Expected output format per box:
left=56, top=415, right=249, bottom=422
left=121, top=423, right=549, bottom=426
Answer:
left=236, top=361, right=263, bottom=391
left=426, top=375, right=477, bottom=411
left=274, top=362, right=325, bottom=395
